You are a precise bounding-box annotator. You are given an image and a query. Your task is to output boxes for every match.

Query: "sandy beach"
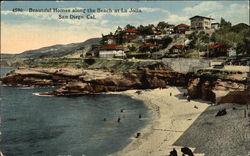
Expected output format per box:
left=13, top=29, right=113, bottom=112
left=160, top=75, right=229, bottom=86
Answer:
left=111, top=87, right=210, bottom=156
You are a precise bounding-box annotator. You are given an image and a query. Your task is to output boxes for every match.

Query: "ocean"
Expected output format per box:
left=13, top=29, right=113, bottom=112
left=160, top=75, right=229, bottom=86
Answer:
left=0, top=68, right=149, bottom=156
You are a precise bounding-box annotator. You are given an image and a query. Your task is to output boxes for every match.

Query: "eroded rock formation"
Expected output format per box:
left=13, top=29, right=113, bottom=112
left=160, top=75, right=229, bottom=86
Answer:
left=188, top=77, right=248, bottom=104
left=0, top=64, right=188, bottom=96
left=1, top=64, right=248, bottom=105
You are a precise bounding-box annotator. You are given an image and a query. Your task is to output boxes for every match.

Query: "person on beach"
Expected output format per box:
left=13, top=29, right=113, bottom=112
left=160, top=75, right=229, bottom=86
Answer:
left=117, top=117, right=121, bottom=123
left=169, top=148, right=178, bottom=156
left=121, top=109, right=124, bottom=113
left=181, top=147, right=193, bottom=156
left=170, top=92, right=172, bottom=96
left=135, top=132, right=141, bottom=138
left=139, top=114, right=142, bottom=119
left=187, top=96, right=191, bottom=102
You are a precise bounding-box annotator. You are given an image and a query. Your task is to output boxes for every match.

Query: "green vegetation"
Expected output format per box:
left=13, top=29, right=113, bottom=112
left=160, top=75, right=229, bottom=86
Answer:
left=186, top=30, right=210, bottom=51
left=195, top=69, right=228, bottom=80
left=178, top=49, right=200, bottom=58
left=27, top=57, right=158, bottom=72
left=211, top=18, right=250, bottom=56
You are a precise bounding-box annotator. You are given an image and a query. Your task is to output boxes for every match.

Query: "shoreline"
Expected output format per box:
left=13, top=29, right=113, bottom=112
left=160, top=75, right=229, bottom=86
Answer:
left=110, top=87, right=210, bottom=156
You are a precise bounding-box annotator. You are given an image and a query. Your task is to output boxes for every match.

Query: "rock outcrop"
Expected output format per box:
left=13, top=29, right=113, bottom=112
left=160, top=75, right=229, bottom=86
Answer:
left=188, top=77, right=248, bottom=104
left=1, top=64, right=248, bottom=104
left=49, top=64, right=187, bottom=96
left=0, top=64, right=188, bottom=96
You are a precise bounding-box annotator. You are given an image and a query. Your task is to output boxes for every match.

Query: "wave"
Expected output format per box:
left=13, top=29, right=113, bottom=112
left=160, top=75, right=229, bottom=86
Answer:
left=20, top=87, right=34, bottom=90
left=32, top=92, right=54, bottom=97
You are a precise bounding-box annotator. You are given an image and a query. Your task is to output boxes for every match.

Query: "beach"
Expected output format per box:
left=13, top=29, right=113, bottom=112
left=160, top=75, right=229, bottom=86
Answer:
left=111, top=87, right=210, bottom=156
left=111, top=87, right=250, bottom=156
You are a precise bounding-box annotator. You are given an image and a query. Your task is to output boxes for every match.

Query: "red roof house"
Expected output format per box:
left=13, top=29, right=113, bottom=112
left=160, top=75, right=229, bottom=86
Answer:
left=123, top=29, right=138, bottom=33
left=206, top=43, right=228, bottom=57
left=122, top=29, right=139, bottom=42
left=99, top=45, right=124, bottom=58
left=174, top=24, right=190, bottom=34
left=100, top=45, right=123, bottom=50
left=169, top=44, right=185, bottom=54
left=139, top=42, right=158, bottom=52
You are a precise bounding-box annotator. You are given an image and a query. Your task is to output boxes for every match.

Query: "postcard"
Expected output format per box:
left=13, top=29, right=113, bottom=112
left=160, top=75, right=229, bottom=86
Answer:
left=0, top=1, right=249, bottom=156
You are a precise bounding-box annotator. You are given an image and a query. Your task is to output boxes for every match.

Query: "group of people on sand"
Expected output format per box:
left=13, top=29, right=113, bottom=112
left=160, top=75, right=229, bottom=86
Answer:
left=169, top=147, right=194, bottom=156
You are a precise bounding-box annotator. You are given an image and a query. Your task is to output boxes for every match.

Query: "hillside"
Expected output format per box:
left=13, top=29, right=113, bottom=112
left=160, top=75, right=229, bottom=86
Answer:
left=14, top=38, right=101, bottom=59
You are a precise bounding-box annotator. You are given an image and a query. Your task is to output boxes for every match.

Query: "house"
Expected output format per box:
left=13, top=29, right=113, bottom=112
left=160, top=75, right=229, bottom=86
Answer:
left=211, top=23, right=220, bottom=30
left=174, top=24, right=190, bottom=34
left=206, top=43, right=227, bottom=57
left=169, top=44, right=185, bottom=54
left=99, top=45, right=125, bottom=58
left=148, top=27, right=162, bottom=35
left=101, top=34, right=117, bottom=45
left=189, top=15, right=214, bottom=30
left=122, top=29, right=139, bottom=42
left=164, top=25, right=175, bottom=34
left=139, top=42, right=158, bottom=53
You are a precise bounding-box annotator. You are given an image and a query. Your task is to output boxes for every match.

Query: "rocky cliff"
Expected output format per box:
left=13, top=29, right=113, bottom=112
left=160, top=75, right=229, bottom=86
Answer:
left=188, top=77, right=248, bottom=104
left=0, top=64, right=188, bottom=96
left=1, top=64, right=248, bottom=104
left=47, top=64, right=188, bottom=96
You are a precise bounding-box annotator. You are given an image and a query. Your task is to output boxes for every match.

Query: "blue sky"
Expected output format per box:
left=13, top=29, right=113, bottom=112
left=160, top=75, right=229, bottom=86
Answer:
left=1, top=1, right=249, bottom=53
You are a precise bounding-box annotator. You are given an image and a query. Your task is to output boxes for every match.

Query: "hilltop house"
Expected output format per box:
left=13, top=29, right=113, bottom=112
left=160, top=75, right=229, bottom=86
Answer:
left=206, top=43, right=228, bottom=57
left=101, top=34, right=117, bottom=45
left=169, top=44, right=185, bottom=54
left=148, top=27, right=162, bottom=35
left=174, top=24, right=190, bottom=34
left=139, top=42, right=158, bottom=53
left=164, top=25, right=175, bottom=34
left=99, top=45, right=125, bottom=58
left=122, top=29, right=139, bottom=42
left=189, top=15, right=214, bottom=30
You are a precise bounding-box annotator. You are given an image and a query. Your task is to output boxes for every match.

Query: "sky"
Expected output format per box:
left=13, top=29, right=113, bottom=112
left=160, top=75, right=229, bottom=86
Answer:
left=1, top=0, right=249, bottom=54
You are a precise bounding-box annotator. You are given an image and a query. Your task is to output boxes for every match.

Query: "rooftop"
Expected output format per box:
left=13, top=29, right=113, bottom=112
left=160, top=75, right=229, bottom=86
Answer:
left=100, top=45, right=123, bottom=50
left=173, top=44, right=184, bottom=49
left=207, top=44, right=226, bottom=49
left=175, top=24, right=190, bottom=28
left=123, top=29, right=138, bottom=33
left=141, top=42, right=157, bottom=47
left=189, top=15, right=214, bottom=20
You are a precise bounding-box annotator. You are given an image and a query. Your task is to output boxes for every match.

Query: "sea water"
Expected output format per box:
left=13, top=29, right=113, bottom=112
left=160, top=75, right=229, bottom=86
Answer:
left=0, top=68, right=149, bottom=156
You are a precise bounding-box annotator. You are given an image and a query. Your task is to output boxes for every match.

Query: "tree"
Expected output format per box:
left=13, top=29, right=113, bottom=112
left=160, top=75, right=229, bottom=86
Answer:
left=157, top=21, right=169, bottom=29
left=220, top=18, right=232, bottom=29
left=116, top=33, right=123, bottom=45
left=124, top=24, right=136, bottom=30
left=115, top=26, right=123, bottom=35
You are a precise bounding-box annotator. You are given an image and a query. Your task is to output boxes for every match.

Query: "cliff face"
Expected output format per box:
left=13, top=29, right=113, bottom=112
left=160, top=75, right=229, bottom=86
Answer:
left=188, top=77, right=247, bottom=104
left=0, top=64, right=188, bottom=96
left=1, top=65, right=248, bottom=104
left=50, top=64, right=187, bottom=96
left=0, top=69, right=80, bottom=87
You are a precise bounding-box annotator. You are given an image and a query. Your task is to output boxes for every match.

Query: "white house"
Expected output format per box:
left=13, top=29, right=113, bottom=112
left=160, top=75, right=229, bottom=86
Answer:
left=99, top=45, right=125, bottom=58
left=189, top=15, right=214, bottom=30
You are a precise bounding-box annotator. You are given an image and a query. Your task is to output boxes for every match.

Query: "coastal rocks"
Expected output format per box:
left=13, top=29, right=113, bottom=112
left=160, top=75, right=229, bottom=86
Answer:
left=1, top=70, right=65, bottom=87
left=187, top=78, right=247, bottom=104
left=0, top=64, right=188, bottom=96
left=218, top=90, right=250, bottom=105
left=49, top=64, right=187, bottom=96
left=187, top=78, right=201, bottom=99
